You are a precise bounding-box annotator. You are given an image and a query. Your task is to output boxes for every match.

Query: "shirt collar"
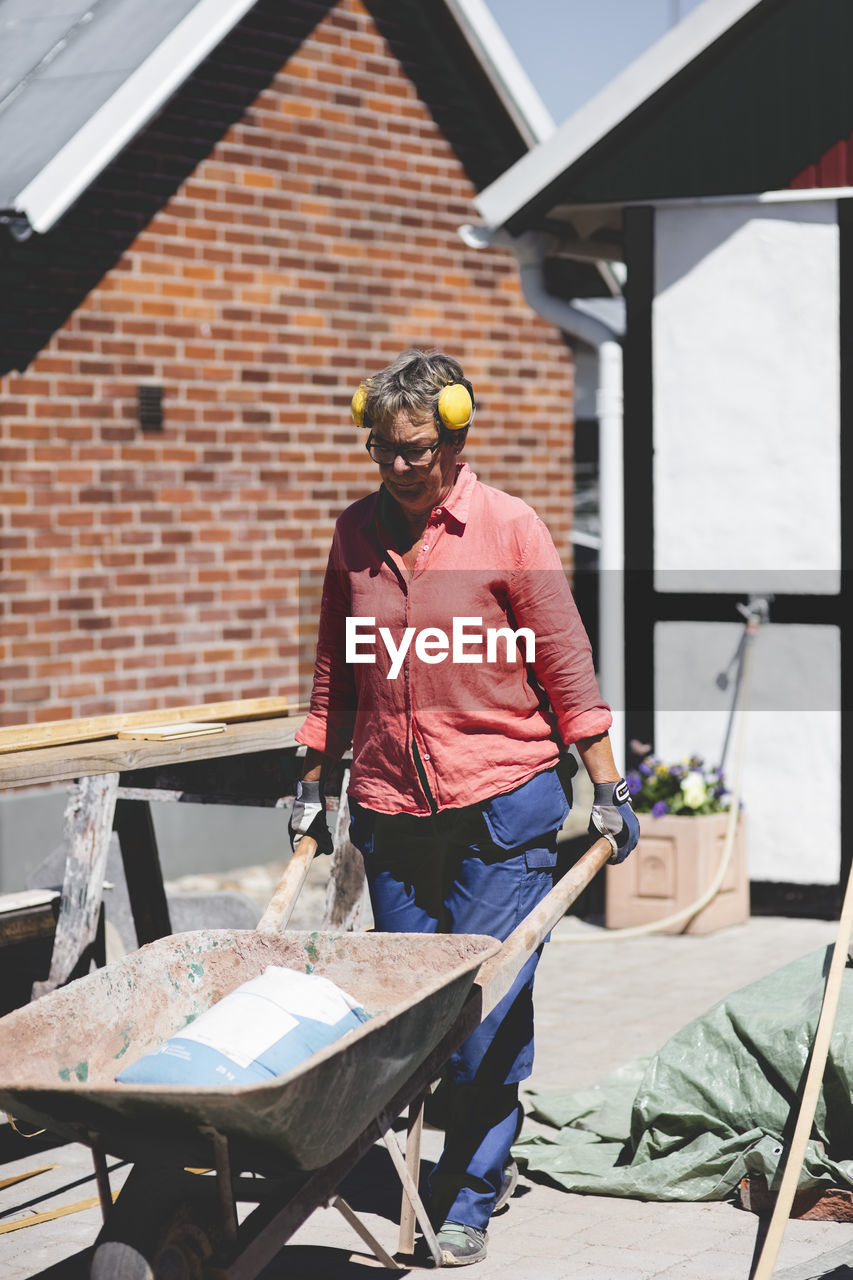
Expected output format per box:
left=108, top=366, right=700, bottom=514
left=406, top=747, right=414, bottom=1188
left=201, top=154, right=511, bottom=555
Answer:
left=359, top=461, right=476, bottom=532
left=438, top=461, right=475, bottom=529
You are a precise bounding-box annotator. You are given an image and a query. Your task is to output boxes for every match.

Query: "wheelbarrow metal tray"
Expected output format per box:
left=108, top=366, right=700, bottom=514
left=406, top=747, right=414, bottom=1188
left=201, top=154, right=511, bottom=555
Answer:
left=0, top=928, right=500, bottom=1172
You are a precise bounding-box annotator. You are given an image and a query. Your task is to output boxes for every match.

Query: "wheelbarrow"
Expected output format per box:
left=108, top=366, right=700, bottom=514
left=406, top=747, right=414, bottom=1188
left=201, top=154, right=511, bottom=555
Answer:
left=0, top=835, right=612, bottom=1278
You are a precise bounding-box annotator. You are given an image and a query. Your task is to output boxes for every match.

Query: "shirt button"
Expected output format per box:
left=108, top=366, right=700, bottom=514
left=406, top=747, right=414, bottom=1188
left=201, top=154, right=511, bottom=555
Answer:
left=434, top=507, right=442, bottom=515
left=422, top=753, right=430, bottom=761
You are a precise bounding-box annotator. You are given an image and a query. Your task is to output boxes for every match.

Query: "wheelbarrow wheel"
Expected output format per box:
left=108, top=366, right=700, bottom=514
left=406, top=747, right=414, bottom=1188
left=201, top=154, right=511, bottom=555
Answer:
left=156, top=1219, right=215, bottom=1280
left=91, top=1165, right=225, bottom=1280
left=92, top=1219, right=214, bottom=1280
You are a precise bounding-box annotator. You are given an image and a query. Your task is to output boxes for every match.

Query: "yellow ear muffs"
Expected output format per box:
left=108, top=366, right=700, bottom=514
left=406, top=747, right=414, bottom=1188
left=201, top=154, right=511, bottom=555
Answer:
left=437, top=382, right=473, bottom=430
left=351, top=382, right=370, bottom=428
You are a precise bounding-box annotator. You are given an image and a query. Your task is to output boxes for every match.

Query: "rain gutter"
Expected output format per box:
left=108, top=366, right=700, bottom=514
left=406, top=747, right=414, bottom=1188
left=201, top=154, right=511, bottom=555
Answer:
left=459, top=225, right=626, bottom=767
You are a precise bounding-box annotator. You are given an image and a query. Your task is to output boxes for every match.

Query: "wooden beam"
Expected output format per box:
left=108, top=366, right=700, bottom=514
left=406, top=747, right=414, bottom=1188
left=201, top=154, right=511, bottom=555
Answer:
left=0, top=716, right=308, bottom=791
left=0, top=697, right=298, bottom=756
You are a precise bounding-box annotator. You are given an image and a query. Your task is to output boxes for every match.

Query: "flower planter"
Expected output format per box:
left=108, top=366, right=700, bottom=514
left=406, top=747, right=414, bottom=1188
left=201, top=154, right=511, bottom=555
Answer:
left=605, top=811, right=749, bottom=935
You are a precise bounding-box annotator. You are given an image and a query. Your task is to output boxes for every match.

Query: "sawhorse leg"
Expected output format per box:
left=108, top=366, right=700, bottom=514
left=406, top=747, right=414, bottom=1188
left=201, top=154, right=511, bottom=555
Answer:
left=32, top=773, right=118, bottom=999
left=113, top=797, right=172, bottom=946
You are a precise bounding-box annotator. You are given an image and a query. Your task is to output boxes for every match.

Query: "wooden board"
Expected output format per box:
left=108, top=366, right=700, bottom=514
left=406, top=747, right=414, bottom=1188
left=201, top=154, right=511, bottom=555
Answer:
left=0, top=697, right=296, bottom=756
left=0, top=896, right=58, bottom=948
left=116, top=721, right=226, bottom=741
left=0, top=890, right=59, bottom=916
left=0, top=716, right=308, bottom=791
left=0, top=1193, right=119, bottom=1234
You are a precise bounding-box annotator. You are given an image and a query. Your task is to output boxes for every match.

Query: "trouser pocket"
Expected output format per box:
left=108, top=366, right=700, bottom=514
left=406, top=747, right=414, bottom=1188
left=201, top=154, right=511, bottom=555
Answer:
left=480, top=767, right=569, bottom=850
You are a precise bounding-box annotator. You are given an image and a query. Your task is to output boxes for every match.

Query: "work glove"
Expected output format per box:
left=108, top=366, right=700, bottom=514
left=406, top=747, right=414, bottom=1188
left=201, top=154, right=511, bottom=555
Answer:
left=589, top=778, right=640, bottom=864
left=288, top=779, right=334, bottom=856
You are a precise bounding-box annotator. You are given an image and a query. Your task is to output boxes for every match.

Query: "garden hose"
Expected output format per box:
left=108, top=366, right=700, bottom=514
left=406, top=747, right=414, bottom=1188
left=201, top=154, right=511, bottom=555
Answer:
left=555, top=598, right=766, bottom=943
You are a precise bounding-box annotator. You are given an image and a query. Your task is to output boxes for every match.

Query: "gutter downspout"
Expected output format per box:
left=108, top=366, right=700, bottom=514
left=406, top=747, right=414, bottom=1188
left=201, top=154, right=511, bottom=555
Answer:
left=459, top=227, right=626, bottom=768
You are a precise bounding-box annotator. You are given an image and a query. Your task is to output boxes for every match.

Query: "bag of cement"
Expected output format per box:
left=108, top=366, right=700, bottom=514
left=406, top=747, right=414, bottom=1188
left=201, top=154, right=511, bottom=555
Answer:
left=116, top=966, right=370, bottom=1086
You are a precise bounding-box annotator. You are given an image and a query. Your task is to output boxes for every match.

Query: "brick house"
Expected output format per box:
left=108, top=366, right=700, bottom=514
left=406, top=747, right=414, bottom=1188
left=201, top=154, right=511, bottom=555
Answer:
left=0, top=0, right=578, bottom=729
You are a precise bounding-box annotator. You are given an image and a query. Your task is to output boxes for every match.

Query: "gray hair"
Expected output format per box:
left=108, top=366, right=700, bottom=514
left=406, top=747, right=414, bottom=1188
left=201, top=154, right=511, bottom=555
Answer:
left=362, top=349, right=473, bottom=431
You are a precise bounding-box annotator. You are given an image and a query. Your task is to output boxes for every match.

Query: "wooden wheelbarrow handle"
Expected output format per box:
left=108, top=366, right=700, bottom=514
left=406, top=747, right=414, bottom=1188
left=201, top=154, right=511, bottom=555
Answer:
left=256, top=836, right=318, bottom=934
left=475, top=836, right=613, bottom=1021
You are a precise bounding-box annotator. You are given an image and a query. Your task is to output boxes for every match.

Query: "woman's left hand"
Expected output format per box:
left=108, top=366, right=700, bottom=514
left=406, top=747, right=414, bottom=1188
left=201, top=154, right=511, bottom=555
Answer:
left=589, top=779, right=640, bottom=864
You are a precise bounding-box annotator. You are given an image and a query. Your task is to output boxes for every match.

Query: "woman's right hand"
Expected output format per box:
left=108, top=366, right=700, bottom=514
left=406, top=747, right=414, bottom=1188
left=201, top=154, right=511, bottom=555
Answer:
left=288, top=778, right=334, bottom=855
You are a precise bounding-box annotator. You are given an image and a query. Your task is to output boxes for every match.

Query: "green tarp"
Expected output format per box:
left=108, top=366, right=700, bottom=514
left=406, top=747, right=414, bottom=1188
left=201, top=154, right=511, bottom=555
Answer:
left=515, top=947, right=853, bottom=1201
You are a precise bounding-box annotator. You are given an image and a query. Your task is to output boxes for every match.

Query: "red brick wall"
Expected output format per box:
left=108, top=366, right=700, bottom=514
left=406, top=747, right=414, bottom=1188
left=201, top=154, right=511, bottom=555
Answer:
left=0, top=0, right=575, bottom=726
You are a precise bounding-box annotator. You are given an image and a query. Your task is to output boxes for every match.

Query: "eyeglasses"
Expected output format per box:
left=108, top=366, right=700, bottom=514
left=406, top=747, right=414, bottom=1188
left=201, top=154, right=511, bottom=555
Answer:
left=365, top=434, right=442, bottom=467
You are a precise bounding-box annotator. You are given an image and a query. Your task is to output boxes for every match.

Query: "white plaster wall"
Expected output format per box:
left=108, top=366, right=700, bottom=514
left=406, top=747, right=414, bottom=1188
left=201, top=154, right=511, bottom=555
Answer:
left=653, top=200, right=840, bottom=594
left=654, top=621, right=840, bottom=885
left=651, top=201, right=841, bottom=883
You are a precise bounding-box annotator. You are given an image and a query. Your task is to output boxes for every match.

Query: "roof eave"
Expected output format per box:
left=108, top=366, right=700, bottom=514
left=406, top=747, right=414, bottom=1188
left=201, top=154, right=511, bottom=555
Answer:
left=473, top=0, right=766, bottom=230
left=442, top=0, right=555, bottom=147
left=8, top=0, right=259, bottom=236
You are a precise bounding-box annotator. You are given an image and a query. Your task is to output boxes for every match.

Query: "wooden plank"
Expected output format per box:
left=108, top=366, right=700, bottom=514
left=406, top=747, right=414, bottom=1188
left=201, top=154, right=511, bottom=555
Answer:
left=116, top=721, right=226, bottom=741
left=0, top=1192, right=119, bottom=1234
left=0, top=900, right=57, bottom=948
left=0, top=697, right=296, bottom=756
left=31, top=773, right=118, bottom=998
left=0, top=1164, right=58, bottom=1192
left=0, top=716, right=308, bottom=791
left=0, top=890, right=59, bottom=915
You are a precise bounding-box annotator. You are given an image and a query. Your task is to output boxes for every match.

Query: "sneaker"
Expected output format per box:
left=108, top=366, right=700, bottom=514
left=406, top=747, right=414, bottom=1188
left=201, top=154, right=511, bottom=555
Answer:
left=433, top=1221, right=488, bottom=1267
left=493, top=1159, right=518, bottom=1214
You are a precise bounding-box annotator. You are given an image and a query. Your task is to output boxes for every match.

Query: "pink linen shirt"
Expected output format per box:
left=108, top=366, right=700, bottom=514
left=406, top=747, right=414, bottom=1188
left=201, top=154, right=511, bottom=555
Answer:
left=296, top=463, right=612, bottom=815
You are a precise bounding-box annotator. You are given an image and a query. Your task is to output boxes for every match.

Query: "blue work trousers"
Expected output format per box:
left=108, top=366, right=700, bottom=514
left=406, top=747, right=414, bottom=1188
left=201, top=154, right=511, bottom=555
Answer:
left=348, top=769, right=567, bottom=1228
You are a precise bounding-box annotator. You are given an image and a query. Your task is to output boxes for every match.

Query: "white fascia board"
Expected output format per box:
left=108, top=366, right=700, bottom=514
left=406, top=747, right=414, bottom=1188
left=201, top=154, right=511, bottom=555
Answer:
left=443, top=0, right=555, bottom=146
left=650, top=185, right=853, bottom=209
left=551, top=185, right=853, bottom=218
left=13, top=0, right=259, bottom=234
left=474, top=0, right=765, bottom=229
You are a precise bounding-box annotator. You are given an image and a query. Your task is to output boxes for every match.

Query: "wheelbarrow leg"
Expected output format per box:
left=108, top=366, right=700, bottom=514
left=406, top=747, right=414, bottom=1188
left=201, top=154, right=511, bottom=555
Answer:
left=201, top=1125, right=239, bottom=1247
left=88, top=1133, right=113, bottom=1223
left=397, top=1089, right=429, bottom=1257
left=380, top=1118, right=442, bottom=1267
left=329, top=1196, right=399, bottom=1269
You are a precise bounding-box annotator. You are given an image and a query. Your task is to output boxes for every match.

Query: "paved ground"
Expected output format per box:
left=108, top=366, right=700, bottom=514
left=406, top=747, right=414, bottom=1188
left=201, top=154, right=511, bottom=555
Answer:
left=0, top=862, right=850, bottom=1279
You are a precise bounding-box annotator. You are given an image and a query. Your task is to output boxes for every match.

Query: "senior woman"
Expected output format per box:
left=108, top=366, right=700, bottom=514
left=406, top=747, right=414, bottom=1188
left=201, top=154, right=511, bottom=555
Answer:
left=290, top=349, right=638, bottom=1266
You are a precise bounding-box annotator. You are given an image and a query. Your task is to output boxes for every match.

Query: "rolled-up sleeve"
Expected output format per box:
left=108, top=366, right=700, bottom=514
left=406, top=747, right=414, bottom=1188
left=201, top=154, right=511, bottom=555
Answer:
left=509, top=515, right=612, bottom=746
left=295, top=529, right=358, bottom=759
